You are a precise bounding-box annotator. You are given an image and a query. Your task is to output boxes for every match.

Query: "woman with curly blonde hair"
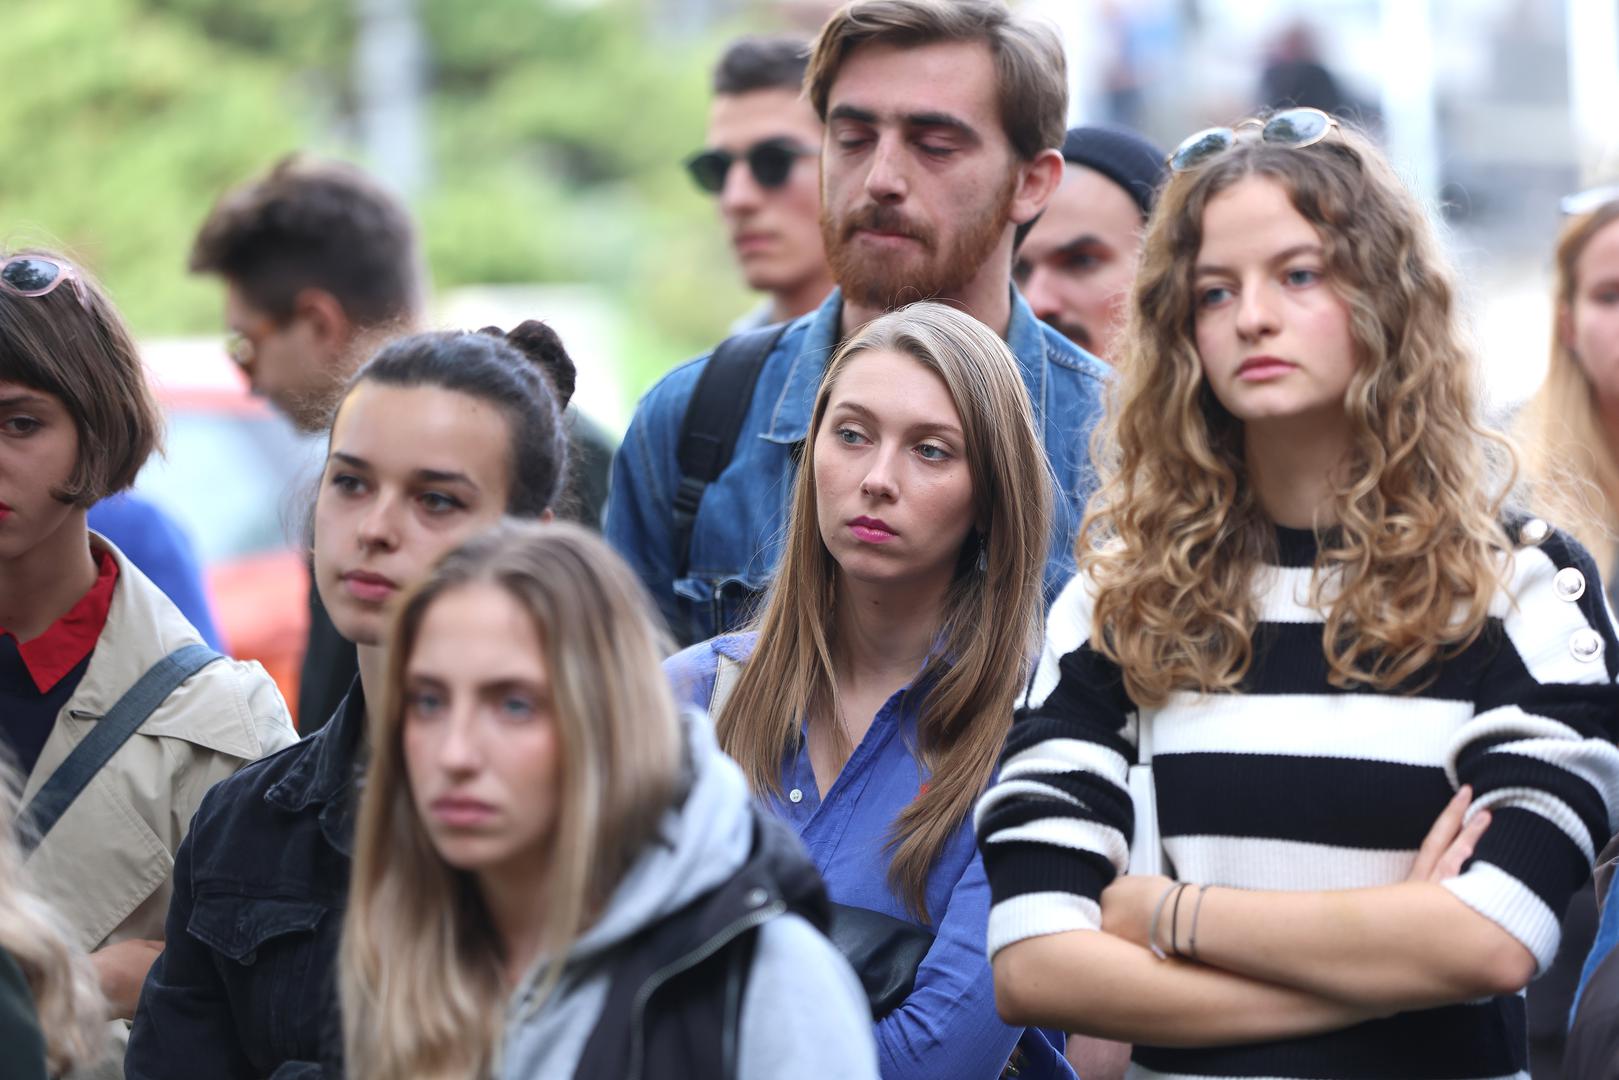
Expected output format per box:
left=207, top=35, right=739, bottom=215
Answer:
left=0, top=758, right=106, bottom=1079
left=976, top=109, right=1619, bottom=1079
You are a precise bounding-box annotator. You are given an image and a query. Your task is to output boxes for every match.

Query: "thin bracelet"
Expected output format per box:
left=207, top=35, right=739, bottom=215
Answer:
left=1188, top=884, right=1212, bottom=962
left=1147, top=881, right=1180, bottom=960
left=1169, top=880, right=1188, bottom=957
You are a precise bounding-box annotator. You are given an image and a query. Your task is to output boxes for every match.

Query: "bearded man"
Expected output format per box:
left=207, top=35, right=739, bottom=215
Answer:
left=607, top=0, right=1108, bottom=645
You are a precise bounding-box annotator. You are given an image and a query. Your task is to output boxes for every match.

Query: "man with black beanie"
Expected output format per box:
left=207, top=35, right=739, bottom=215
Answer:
left=1015, top=124, right=1165, bottom=361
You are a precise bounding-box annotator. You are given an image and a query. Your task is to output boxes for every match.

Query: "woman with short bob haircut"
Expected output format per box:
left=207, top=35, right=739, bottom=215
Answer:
left=0, top=249, right=293, bottom=1033
left=669, top=300, right=1069, bottom=1077
left=342, top=521, right=875, bottom=1080
left=977, top=112, right=1619, bottom=1079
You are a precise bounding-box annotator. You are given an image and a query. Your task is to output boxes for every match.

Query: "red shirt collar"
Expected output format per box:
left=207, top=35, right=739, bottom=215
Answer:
left=1, top=548, right=120, bottom=693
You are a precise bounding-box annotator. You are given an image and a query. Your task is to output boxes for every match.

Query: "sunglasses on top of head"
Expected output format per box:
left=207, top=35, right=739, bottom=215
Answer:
left=0, top=255, right=91, bottom=312
left=685, top=138, right=818, bottom=195
left=1167, top=107, right=1341, bottom=173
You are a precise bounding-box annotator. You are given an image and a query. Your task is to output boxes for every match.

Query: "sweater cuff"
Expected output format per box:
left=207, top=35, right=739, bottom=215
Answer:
left=1443, top=860, right=1561, bottom=974
left=985, top=892, right=1100, bottom=959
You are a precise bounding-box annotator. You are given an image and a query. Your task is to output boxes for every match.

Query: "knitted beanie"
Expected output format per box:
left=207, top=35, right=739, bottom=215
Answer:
left=1060, top=125, right=1167, bottom=218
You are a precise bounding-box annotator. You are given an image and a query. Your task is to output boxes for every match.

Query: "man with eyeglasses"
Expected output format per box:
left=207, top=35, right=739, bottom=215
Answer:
left=609, top=0, right=1108, bottom=658
left=689, top=36, right=834, bottom=331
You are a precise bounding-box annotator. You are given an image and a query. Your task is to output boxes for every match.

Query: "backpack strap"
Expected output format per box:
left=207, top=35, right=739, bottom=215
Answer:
left=672, top=323, right=788, bottom=582
left=20, top=643, right=223, bottom=854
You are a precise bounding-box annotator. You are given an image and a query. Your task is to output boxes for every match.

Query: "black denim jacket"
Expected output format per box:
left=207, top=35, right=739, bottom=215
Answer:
left=126, top=682, right=364, bottom=1080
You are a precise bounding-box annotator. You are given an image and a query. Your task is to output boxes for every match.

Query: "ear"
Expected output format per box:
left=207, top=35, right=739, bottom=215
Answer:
left=1009, top=148, right=1065, bottom=227
left=292, top=288, right=355, bottom=358
left=538, top=507, right=555, bottom=523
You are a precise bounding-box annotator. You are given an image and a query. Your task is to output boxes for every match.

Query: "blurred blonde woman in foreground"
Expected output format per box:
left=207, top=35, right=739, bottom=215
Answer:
left=0, top=759, right=105, bottom=1079
left=340, top=521, right=875, bottom=1080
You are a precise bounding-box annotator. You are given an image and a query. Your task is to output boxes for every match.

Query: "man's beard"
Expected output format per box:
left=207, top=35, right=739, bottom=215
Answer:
left=1048, top=317, right=1094, bottom=352
left=823, top=175, right=1017, bottom=312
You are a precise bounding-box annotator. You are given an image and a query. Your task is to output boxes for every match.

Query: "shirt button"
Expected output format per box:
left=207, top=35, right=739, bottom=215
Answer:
left=789, top=788, right=804, bottom=804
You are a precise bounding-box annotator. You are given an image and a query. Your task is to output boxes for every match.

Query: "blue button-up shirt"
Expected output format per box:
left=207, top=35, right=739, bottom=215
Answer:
left=609, top=288, right=1108, bottom=643
left=666, top=634, right=1074, bottom=1080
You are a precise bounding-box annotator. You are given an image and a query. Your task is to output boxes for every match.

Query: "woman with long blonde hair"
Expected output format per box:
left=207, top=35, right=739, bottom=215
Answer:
left=341, top=521, right=874, bottom=1080
left=1518, top=194, right=1619, bottom=591
left=0, top=758, right=105, bottom=1079
left=977, top=110, right=1619, bottom=1079
left=667, top=300, right=1066, bottom=1077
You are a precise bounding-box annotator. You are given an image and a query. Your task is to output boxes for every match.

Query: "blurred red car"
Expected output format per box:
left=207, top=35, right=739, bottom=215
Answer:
left=135, top=340, right=321, bottom=727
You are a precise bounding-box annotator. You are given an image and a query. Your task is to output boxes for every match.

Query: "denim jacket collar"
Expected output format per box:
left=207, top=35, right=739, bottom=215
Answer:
left=265, top=677, right=366, bottom=835
left=762, top=287, right=1054, bottom=446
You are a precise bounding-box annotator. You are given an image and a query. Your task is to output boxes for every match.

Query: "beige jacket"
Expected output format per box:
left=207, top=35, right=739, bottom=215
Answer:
left=19, top=535, right=297, bottom=953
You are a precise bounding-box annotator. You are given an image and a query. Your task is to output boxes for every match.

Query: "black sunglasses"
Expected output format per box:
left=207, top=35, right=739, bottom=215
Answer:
left=685, top=139, right=817, bottom=195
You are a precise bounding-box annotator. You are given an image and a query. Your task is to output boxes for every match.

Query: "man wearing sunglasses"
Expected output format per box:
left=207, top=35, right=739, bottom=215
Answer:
left=689, top=36, right=833, bottom=332
left=610, top=0, right=1108, bottom=658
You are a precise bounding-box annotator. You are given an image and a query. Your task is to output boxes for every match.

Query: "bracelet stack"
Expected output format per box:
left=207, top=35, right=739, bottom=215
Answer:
left=1148, top=881, right=1216, bottom=961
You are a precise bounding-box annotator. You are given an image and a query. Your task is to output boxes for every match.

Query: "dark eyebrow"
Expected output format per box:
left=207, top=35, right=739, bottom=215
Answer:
left=829, top=399, right=964, bottom=441
left=905, top=111, right=978, bottom=142
left=414, top=468, right=478, bottom=489
left=1194, top=243, right=1324, bottom=278
left=827, top=105, right=980, bottom=144
left=0, top=393, right=51, bottom=410
left=1053, top=234, right=1109, bottom=257
left=329, top=453, right=477, bottom=490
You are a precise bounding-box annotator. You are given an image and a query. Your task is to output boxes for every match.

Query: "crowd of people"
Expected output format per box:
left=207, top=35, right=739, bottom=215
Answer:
left=3, top=1, right=1619, bottom=1078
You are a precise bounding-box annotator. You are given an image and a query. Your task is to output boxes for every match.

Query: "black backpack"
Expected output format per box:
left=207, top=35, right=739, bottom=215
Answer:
left=670, top=323, right=790, bottom=592
left=572, top=807, right=829, bottom=1080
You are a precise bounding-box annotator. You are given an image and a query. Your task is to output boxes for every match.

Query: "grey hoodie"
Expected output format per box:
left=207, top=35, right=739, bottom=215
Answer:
left=499, top=711, right=878, bottom=1080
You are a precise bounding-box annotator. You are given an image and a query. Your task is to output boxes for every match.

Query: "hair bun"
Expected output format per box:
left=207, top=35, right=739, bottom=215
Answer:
left=503, top=320, right=576, bottom=410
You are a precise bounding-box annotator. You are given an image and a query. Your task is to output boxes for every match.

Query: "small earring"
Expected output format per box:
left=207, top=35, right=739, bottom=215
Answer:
left=975, top=533, right=988, bottom=574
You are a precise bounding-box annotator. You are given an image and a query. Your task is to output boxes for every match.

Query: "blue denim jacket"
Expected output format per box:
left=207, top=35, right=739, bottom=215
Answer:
left=126, top=684, right=363, bottom=1080
left=607, top=288, right=1108, bottom=643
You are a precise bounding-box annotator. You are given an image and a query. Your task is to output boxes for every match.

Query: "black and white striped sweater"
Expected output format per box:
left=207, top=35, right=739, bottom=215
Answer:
left=976, top=523, right=1619, bottom=1080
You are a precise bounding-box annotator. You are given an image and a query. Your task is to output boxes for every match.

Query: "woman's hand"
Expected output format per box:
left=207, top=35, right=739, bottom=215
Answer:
left=1100, top=874, right=1176, bottom=950
left=1408, top=785, right=1491, bottom=883
left=92, top=937, right=164, bottom=1020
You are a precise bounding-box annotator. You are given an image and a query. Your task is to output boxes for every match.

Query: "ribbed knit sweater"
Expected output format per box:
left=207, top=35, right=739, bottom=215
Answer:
left=976, top=522, right=1619, bottom=1080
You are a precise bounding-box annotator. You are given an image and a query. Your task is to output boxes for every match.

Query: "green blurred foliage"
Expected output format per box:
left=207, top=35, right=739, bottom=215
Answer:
left=0, top=0, right=757, bottom=401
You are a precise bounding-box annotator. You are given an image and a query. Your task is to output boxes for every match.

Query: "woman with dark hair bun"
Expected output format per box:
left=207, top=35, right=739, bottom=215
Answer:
left=128, top=322, right=575, bottom=1079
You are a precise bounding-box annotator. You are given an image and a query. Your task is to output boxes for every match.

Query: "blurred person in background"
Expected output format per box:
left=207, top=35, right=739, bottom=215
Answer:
left=609, top=0, right=1106, bottom=646
left=342, top=522, right=877, bottom=1080
left=690, top=35, right=834, bottom=333
left=667, top=303, right=1074, bottom=1078
left=0, top=757, right=108, bottom=1080
left=127, top=323, right=575, bottom=1080
left=0, top=250, right=294, bottom=1074
left=86, top=492, right=222, bottom=651
left=189, top=155, right=426, bottom=732
left=1016, top=125, right=1165, bottom=363
left=1518, top=187, right=1619, bottom=1080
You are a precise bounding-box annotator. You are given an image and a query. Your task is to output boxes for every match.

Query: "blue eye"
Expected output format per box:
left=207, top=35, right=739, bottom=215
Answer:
left=836, top=427, right=866, bottom=446
left=499, top=695, right=537, bottom=722
left=915, top=443, right=949, bottom=462
left=406, top=690, right=444, bottom=718
left=1197, top=285, right=1232, bottom=308
left=1284, top=268, right=1322, bottom=287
